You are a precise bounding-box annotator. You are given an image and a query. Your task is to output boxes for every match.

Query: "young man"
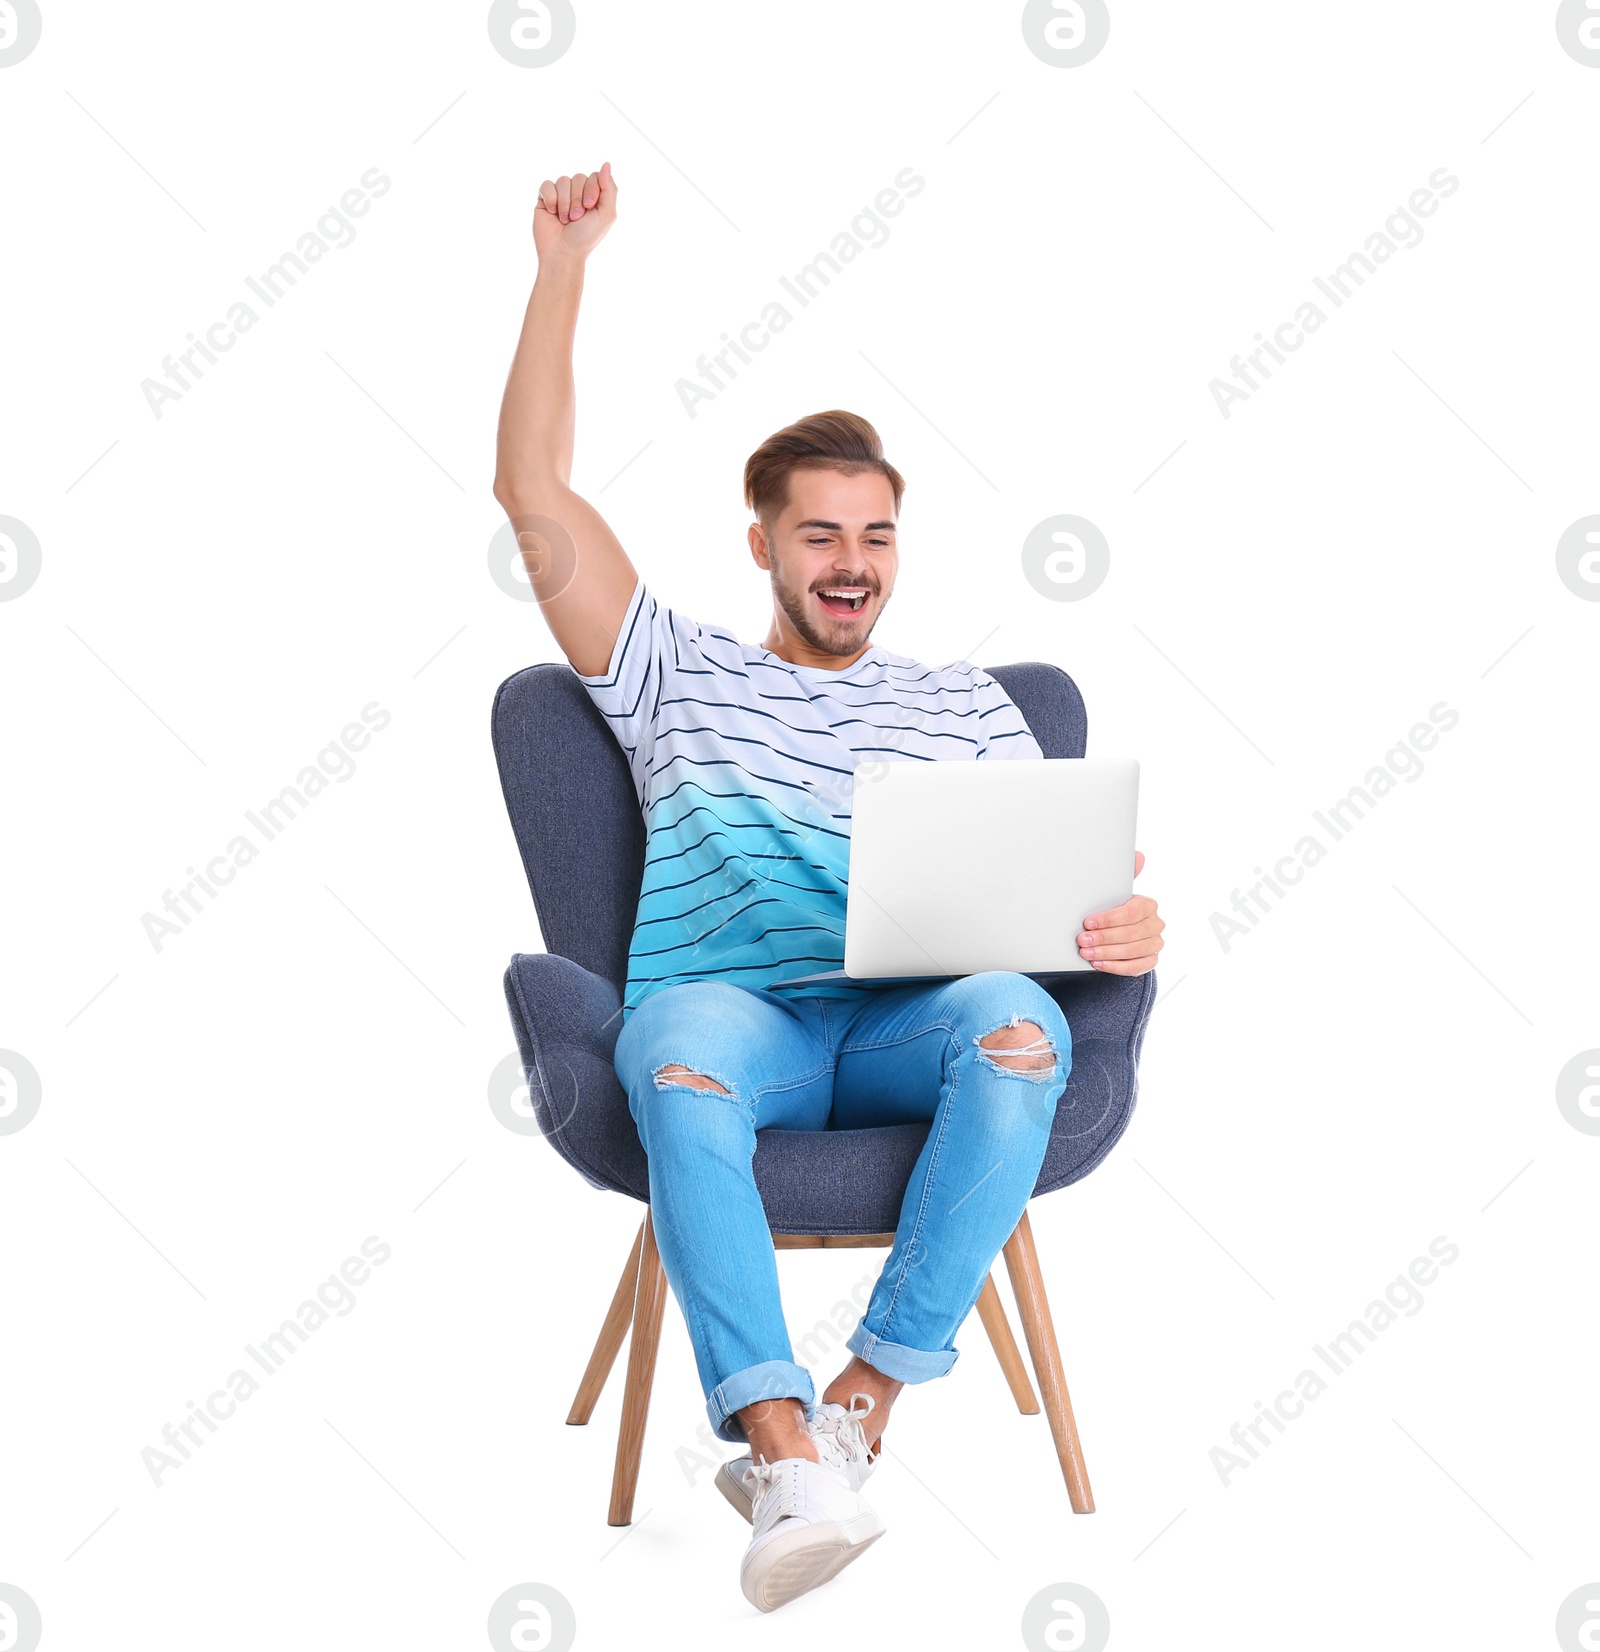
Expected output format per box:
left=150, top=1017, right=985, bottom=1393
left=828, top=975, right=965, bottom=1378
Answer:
left=493, top=163, right=1165, bottom=1612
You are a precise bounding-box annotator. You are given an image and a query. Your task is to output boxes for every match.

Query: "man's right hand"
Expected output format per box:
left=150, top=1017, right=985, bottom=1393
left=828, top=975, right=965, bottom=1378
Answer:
left=533, top=162, right=617, bottom=265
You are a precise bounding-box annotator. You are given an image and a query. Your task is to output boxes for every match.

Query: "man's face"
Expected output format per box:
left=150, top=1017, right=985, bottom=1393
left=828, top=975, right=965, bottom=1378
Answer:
left=753, top=468, right=899, bottom=660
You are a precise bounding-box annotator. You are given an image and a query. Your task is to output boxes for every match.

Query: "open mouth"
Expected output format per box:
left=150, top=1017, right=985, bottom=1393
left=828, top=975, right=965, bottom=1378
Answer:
left=815, top=587, right=870, bottom=617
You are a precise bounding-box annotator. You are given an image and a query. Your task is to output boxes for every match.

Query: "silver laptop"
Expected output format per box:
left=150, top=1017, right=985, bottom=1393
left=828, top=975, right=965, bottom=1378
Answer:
left=774, top=757, right=1140, bottom=986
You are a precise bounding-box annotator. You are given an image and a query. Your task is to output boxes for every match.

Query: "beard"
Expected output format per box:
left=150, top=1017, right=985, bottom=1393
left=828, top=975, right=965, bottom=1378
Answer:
left=773, top=571, right=884, bottom=660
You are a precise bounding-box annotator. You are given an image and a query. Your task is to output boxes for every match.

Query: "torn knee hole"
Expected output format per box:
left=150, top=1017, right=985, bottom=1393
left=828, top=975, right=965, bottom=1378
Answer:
left=974, top=1016, right=1057, bottom=1075
left=983, top=1047, right=1056, bottom=1073
left=651, top=1063, right=732, bottom=1095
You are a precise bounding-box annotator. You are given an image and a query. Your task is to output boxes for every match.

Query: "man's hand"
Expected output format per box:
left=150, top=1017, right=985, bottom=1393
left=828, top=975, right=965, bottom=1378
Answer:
left=533, top=161, right=617, bottom=266
left=1077, top=850, right=1165, bottom=975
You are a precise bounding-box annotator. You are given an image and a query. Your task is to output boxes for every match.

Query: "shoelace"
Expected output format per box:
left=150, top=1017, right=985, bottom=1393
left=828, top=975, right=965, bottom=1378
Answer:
left=745, top=1457, right=798, bottom=1526
left=813, top=1391, right=881, bottom=1467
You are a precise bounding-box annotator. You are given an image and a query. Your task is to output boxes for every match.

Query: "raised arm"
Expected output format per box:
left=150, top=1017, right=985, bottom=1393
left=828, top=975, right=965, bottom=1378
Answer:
left=493, top=161, right=639, bottom=677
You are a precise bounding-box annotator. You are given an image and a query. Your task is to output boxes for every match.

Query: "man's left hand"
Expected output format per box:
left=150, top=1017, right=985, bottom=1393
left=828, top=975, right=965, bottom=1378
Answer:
left=1077, top=850, right=1164, bottom=975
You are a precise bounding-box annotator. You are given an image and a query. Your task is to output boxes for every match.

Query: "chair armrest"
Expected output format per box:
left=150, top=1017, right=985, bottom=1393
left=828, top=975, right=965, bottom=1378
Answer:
left=1040, top=967, right=1158, bottom=1046
left=1032, top=967, right=1158, bottom=1196
left=504, top=950, right=624, bottom=1062
left=501, top=953, right=649, bottom=1201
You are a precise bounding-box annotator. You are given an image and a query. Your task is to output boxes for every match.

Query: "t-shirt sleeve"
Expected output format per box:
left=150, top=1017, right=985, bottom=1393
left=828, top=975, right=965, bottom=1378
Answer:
left=970, top=667, right=1045, bottom=759
left=571, top=575, right=680, bottom=768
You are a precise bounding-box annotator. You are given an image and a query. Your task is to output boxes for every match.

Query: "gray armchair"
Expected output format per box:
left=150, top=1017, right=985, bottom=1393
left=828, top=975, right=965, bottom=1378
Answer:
left=493, top=658, right=1154, bottom=1525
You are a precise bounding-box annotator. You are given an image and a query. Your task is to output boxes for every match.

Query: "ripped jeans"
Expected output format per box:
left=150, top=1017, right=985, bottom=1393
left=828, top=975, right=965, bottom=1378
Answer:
left=612, top=972, right=1072, bottom=1444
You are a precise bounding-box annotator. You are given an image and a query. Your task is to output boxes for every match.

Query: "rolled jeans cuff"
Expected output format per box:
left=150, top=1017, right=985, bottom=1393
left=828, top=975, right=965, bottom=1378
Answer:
left=708, top=1359, right=816, bottom=1445
left=847, top=1324, right=959, bottom=1382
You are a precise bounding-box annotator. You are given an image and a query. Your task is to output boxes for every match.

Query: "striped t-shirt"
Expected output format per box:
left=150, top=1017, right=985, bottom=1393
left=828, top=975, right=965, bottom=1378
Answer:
left=576, top=576, right=1044, bottom=1022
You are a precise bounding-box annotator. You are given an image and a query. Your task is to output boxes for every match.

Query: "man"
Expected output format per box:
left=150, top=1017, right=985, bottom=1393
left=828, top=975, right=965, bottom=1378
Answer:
left=493, top=162, right=1164, bottom=1613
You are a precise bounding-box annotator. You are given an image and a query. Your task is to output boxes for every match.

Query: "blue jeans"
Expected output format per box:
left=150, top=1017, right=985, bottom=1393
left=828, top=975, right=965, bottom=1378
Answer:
left=612, top=972, right=1072, bottom=1444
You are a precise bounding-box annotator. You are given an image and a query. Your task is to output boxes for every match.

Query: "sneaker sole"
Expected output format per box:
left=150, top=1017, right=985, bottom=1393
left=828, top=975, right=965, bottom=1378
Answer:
left=740, top=1512, right=886, bottom=1612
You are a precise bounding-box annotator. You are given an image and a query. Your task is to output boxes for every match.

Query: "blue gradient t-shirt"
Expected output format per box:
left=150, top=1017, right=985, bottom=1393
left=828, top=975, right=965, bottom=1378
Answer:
left=576, top=577, right=1043, bottom=1022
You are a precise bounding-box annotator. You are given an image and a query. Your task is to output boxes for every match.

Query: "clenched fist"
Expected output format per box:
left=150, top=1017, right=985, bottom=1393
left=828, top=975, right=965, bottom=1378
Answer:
left=533, top=161, right=618, bottom=266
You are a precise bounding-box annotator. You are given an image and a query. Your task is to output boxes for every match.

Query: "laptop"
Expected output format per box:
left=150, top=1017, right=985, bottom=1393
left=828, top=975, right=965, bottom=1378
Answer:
left=773, top=757, right=1140, bottom=986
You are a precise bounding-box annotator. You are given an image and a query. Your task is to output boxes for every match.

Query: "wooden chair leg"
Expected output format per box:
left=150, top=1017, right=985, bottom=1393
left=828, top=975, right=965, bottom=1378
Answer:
left=976, top=1273, right=1040, bottom=1415
left=608, top=1208, right=667, bottom=1526
left=567, top=1221, right=646, bottom=1426
left=1002, top=1208, right=1095, bottom=1513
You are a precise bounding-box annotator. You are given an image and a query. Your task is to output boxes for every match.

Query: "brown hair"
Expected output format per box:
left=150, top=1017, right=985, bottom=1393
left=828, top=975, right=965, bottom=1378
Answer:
left=743, top=410, right=905, bottom=528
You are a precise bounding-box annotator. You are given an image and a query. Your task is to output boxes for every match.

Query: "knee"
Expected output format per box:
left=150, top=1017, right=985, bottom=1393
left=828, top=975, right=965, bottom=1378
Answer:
left=650, top=1063, right=733, bottom=1097
left=975, top=1016, right=1059, bottom=1080
left=629, top=1059, right=743, bottom=1142
left=620, top=983, right=750, bottom=1110
left=970, top=1017, right=1063, bottom=1083
left=966, top=978, right=1071, bottom=1086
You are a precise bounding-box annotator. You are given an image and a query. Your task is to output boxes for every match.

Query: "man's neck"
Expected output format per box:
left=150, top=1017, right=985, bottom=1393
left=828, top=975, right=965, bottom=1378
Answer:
left=762, top=618, right=875, bottom=672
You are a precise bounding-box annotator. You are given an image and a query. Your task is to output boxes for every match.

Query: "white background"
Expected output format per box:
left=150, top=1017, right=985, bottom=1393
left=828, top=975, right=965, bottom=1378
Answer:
left=3, top=2, right=1597, bottom=1647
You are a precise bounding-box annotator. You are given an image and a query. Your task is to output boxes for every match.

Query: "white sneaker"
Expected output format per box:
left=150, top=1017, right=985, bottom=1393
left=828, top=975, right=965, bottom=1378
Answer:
left=738, top=1454, right=886, bottom=1612
left=716, top=1392, right=882, bottom=1524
